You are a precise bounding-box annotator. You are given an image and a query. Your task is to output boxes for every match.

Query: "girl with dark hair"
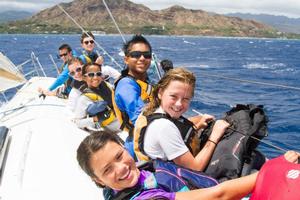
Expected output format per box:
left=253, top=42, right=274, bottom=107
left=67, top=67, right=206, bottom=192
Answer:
left=73, top=63, right=120, bottom=133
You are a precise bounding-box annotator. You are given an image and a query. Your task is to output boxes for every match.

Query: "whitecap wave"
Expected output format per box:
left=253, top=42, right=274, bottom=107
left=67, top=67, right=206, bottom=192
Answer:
left=243, top=63, right=270, bottom=69
left=182, top=39, right=196, bottom=45
left=159, top=46, right=176, bottom=51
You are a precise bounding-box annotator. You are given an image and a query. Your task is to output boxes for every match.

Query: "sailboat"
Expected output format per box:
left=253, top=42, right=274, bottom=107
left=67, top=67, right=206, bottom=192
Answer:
left=0, top=53, right=102, bottom=200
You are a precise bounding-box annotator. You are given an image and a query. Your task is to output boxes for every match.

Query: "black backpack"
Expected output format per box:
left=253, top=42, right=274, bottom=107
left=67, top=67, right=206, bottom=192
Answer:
left=200, top=104, right=268, bottom=182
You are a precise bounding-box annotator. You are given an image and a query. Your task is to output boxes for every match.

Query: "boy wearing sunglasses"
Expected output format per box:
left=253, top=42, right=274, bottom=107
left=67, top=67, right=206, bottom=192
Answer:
left=80, top=31, right=104, bottom=65
left=113, top=34, right=154, bottom=159
left=81, top=31, right=120, bottom=82
left=38, top=43, right=74, bottom=97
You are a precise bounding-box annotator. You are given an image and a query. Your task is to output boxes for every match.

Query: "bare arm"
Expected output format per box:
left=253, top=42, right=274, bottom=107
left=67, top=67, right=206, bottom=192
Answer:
left=173, top=120, right=229, bottom=171
left=175, top=172, right=257, bottom=200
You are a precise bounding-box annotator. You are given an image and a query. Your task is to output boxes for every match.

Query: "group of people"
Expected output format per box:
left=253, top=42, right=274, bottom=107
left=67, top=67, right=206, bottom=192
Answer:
left=40, top=33, right=299, bottom=199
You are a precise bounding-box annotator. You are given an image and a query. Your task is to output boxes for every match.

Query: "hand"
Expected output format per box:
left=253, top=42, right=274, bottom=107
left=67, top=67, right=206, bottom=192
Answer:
left=38, top=87, right=44, bottom=93
left=95, top=56, right=104, bottom=65
left=93, top=116, right=99, bottom=123
left=284, top=150, right=300, bottom=163
left=189, top=114, right=215, bottom=130
left=209, top=119, right=230, bottom=143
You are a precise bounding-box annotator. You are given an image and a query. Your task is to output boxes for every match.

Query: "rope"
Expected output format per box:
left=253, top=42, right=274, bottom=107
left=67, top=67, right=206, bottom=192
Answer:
left=57, top=4, right=124, bottom=70
left=199, top=72, right=300, bottom=91
left=0, top=103, right=65, bottom=116
left=102, top=0, right=126, bottom=44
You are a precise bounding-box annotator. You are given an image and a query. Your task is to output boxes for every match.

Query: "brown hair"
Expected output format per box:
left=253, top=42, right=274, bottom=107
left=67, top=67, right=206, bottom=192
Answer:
left=77, top=131, right=123, bottom=188
left=143, top=67, right=196, bottom=116
left=80, top=31, right=95, bottom=43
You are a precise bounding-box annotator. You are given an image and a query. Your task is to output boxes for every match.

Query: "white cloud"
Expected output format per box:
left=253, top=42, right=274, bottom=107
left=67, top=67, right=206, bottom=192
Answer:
left=1, top=0, right=300, bottom=18
left=131, top=0, right=300, bottom=18
left=0, top=0, right=72, bottom=12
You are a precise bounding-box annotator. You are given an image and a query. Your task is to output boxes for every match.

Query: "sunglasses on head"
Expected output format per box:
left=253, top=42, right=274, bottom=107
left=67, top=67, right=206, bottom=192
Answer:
left=128, top=51, right=152, bottom=59
left=85, top=71, right=103, bottom=78
left=83, top=40, right=94, bottom=45
left=68, top=66, right=82, bottom=77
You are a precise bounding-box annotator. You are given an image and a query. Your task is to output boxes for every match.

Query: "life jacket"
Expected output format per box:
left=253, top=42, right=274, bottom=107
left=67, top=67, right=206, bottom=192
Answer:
left=82, top=82, right=116, bottom=127
left=103, top=159, right=218, bottom=200
left=250, top=155, right=300, bottom=200
left=134, top=113, right=200, bottom=162
left=201, top=104, right=268, bottom=182
left=112, top=70, right=153, bottom=137
left=82, top=50, right=98, bottom=63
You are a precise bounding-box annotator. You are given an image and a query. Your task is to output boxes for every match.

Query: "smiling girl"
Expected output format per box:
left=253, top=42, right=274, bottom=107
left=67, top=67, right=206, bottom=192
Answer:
left=77, top=131, right=299, bottom=200
left=134, top=68, right=229, bottom=171
left=73, top=63, right=120, bottom=133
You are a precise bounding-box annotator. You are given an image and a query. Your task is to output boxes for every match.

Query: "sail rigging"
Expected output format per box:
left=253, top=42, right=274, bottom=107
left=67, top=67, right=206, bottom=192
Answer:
left=0, top=52, right=26, bottom=92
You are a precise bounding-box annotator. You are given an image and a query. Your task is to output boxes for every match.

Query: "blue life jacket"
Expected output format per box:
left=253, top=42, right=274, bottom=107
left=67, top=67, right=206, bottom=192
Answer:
left=103, top=159, right=218, bottom=200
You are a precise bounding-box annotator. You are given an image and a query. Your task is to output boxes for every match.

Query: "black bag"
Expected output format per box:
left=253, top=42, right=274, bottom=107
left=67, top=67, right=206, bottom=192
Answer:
left=201, top=104, right=268, bottom=182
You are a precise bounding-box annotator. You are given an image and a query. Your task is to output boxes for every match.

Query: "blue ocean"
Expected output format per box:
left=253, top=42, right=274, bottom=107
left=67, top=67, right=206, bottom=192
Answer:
left=1, top=34, right=300, bottom=158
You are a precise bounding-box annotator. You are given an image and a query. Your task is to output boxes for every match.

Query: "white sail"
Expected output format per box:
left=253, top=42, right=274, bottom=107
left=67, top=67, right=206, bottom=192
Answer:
left=0, top=52, right=26, bottom=92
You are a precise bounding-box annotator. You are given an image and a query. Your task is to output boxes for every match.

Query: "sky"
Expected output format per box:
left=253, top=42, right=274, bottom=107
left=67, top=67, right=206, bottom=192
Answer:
left=1, top=0, right=300, bottom=18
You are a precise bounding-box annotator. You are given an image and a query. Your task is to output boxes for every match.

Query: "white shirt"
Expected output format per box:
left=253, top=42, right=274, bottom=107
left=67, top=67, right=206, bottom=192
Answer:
left=102, top=65, right=121, bottom=81
left=73, top=92, right=121, bottom=133
left=66, top=88, right=82, bottom=113
left=143, top=107, right=189, bottom=161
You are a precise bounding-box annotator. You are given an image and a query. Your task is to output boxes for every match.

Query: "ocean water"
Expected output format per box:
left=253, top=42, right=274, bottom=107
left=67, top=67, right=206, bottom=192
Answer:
left=1, top=34, right=300, bottom=158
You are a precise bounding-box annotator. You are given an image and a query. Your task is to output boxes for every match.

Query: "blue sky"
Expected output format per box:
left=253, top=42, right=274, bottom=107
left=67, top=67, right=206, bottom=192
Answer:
left=1, top=0, right=300, bottom=18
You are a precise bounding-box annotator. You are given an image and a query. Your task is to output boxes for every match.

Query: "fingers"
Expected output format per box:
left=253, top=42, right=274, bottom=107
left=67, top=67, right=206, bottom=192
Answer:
left=202, top=114, right=215, bottom=122
left=284, top=150, right=300, bottom=163
left=209, top=119, right=230, bottom=142
left=95, top=56, right=104, bottom=65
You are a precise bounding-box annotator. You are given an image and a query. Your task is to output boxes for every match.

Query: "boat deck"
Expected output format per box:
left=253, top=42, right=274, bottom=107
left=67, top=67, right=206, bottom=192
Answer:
left=0, top=77, right=102, bottom=200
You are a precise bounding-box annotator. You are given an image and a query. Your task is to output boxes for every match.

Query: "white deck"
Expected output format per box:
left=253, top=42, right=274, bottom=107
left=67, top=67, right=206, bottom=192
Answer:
left=0, top=77, right=103, bottom=200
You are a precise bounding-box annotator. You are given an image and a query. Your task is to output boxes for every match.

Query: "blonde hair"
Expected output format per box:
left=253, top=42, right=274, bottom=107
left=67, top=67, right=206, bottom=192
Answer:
left=143, top=67, right=196, bottom=116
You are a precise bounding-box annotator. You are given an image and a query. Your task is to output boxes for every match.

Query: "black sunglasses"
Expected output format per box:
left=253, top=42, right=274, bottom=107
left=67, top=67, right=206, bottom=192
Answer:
left=128, top=51, right=152, bottom=59
left=68, top=66, right=82, bottom=76
left=84, top=40, right=94, bottom=45
left=85, top=71, right=103, bottom=78
left=58, top=52, right=68, bottom=58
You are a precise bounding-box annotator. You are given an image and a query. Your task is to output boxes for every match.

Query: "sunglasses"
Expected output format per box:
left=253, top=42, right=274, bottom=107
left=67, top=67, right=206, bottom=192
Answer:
left=83, top=40, right=94, bottom=45
left=68, top=66, right=82, bottom=77
left=58, top=52, right=68, bottom=58
left=128, top=51, right=152, bottom=59
left=84, top=71, right=103, bottom=78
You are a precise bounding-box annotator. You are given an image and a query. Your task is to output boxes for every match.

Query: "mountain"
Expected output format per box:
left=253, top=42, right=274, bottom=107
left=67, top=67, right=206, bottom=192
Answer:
left=0, top=0, right=281, bottom=37
left=0, top=10, right=33, bottom=23
left=226, top=13, right=300, bottom=34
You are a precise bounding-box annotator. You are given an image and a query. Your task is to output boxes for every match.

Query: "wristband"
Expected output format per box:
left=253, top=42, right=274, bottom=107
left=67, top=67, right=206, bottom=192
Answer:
left=208, top=139, right=217, bottom=146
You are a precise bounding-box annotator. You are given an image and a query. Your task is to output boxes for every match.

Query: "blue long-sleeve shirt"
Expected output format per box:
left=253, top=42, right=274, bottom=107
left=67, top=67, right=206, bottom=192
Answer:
left=114, top=77, right=145, bottom=125
left=48, top=64, right=70, bottom=91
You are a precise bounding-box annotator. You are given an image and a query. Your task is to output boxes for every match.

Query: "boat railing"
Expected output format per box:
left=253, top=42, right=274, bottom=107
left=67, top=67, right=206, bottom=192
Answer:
left=0, top=52, right=49, bottom=105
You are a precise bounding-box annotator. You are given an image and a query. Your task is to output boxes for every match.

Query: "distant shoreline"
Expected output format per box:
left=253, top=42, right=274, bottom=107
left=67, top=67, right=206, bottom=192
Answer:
left=0, top=33, right=298, bottom=40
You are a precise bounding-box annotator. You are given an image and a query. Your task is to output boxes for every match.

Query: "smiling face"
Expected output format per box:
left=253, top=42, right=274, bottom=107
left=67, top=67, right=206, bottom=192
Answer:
left=81, top=36, right=95, bottom=52
left=158, top=80, right=193, bottom=119
left=83, top=64, right=103, bottom=88
left=90, top=141, right=140, bottom=190
left=68, top=60, right=83, bottom=81
left=59, top=48, right=72, bottom=63
left=124, top=42, right=151, bottom=79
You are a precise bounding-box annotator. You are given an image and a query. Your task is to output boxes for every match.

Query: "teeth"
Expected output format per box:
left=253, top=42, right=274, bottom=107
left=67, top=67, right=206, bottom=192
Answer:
left=172, top=107, right=181, bottom=112
left=119, top=168, right=130, bottom=180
